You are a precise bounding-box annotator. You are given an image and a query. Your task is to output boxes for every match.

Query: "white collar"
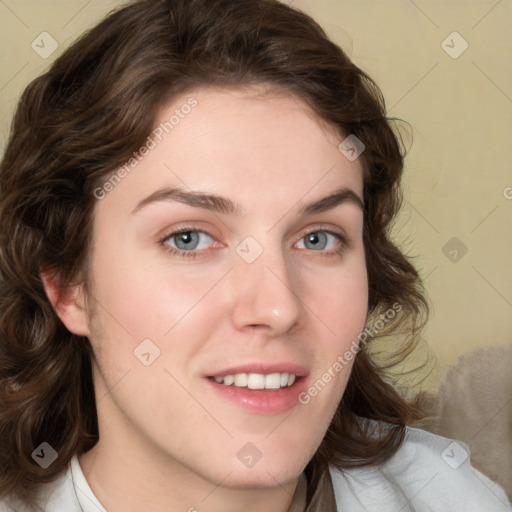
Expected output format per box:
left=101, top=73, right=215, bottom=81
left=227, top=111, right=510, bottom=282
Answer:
left=70, top=455, right=107, bottom=512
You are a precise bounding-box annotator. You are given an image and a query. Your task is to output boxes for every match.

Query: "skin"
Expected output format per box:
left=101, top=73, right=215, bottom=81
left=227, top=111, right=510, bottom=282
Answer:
left=44, top=86, right=368, bottom=512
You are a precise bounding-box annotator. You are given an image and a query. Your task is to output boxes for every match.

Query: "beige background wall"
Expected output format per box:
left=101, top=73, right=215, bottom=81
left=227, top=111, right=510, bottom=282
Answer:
left=1, top=0, right=511, bottom=392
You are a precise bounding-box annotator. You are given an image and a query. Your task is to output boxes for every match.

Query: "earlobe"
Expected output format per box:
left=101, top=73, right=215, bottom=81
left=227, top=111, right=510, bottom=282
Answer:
left=40, top=269, right=91, bottom=337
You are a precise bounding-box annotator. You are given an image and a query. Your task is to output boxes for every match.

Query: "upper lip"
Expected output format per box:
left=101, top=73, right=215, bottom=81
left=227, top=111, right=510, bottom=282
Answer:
left=207, top=363, right=309, bottom=378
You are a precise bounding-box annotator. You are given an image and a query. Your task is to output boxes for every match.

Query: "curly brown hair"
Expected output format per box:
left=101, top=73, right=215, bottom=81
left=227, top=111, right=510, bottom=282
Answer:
left=0, top=0, right=428, bottom=508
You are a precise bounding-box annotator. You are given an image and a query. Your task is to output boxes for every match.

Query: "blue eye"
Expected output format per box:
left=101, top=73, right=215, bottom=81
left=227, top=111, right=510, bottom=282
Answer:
left=160, top=227, right=346, bottom=260
left=296, top=231, right=342, bottom=252
left=164, top=230, right=213, bottom=252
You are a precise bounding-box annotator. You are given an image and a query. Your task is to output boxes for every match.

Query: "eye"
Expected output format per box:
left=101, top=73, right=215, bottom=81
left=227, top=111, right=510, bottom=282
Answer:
left=295, top=230, right=344, bottom=252
left=162, top=229, right=214, bottom=252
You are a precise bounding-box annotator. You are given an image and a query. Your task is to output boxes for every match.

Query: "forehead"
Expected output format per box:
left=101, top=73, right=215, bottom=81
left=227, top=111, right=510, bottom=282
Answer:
left=96, top=86, right=363, bottom=217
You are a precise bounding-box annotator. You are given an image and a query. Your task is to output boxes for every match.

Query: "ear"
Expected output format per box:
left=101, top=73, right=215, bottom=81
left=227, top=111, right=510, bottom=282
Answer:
left=40, top=269, right=91, bottom=337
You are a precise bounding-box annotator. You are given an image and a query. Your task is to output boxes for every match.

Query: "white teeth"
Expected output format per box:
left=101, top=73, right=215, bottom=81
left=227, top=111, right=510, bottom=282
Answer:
left=223, top=374, right=235, bottom=385
left=234, top=373, right=248, bottom=387
left=212, top=372, right=297, bottom=389
left=247, top=373, right=265, bottom=389
left=265, top=373, right=281, bottom=389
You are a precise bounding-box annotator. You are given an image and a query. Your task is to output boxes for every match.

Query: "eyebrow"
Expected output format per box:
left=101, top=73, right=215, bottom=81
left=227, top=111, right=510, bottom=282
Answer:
left=300, top=187, right=364, bottom=214
left=131, top=185, right=364, bottom=216
left=131, top=187, right=240, bottom=215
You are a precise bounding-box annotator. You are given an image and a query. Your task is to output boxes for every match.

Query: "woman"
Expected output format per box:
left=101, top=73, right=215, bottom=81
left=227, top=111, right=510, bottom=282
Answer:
left=0, top=0, right=509, bottom=510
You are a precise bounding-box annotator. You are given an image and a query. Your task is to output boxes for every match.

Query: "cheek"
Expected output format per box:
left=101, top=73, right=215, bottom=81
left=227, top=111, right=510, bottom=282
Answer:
left=88, top=247, right=222, bottom=341
left=301, top=253, right=368, bottom=403
left=310, top=256, right=368, bottom=337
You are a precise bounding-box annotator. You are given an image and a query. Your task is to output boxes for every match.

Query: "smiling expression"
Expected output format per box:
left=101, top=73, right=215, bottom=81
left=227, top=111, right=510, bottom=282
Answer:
left=77, top=85, right=368, bottom=493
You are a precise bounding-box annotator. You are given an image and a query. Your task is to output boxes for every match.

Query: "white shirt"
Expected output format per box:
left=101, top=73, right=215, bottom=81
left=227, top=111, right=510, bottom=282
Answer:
left=1, top=427, right=510, bottom=511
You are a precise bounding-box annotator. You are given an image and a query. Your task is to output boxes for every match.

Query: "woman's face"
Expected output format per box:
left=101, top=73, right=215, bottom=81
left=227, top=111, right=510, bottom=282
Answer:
left=80, top=86, right=367, bottom=490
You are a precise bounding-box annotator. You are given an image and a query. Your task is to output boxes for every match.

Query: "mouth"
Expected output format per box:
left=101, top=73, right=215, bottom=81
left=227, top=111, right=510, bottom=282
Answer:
left=204, top=364, right=309, bottom=414
left=207, top=372, right=299, bottom=390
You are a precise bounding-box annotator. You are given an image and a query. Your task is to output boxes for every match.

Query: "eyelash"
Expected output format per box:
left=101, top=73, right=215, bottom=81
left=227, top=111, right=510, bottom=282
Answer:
left=159, top=226, right=348, bottom=260
left=160, top=227, right=212, bottom=260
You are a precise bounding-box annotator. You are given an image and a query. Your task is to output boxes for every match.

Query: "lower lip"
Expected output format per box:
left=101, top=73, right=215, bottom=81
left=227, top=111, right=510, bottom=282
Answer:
left=204, top=376, right=308, bottom=414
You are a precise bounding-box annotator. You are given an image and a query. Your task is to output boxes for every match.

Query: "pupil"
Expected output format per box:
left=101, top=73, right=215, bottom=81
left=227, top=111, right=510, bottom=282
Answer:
left=305, top=232, right=327, bottom=251
left=175, top=231, right=198, bottom=250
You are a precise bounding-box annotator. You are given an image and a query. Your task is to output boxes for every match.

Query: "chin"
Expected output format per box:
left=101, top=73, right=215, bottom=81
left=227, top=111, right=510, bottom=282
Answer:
left=212, top=455, right=309, bottom=491
left=222, top=469, right=302, bottom=491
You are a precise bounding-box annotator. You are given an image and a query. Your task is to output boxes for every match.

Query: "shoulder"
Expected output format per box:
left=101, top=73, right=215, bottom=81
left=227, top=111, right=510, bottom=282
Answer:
left=0, top=464, right=81, bottom=512
left=329, top=426, right=511, bottom=511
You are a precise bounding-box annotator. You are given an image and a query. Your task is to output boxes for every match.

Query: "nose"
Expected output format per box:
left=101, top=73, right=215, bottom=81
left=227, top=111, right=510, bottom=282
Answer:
left=230, top=244, right=303, bottom=336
